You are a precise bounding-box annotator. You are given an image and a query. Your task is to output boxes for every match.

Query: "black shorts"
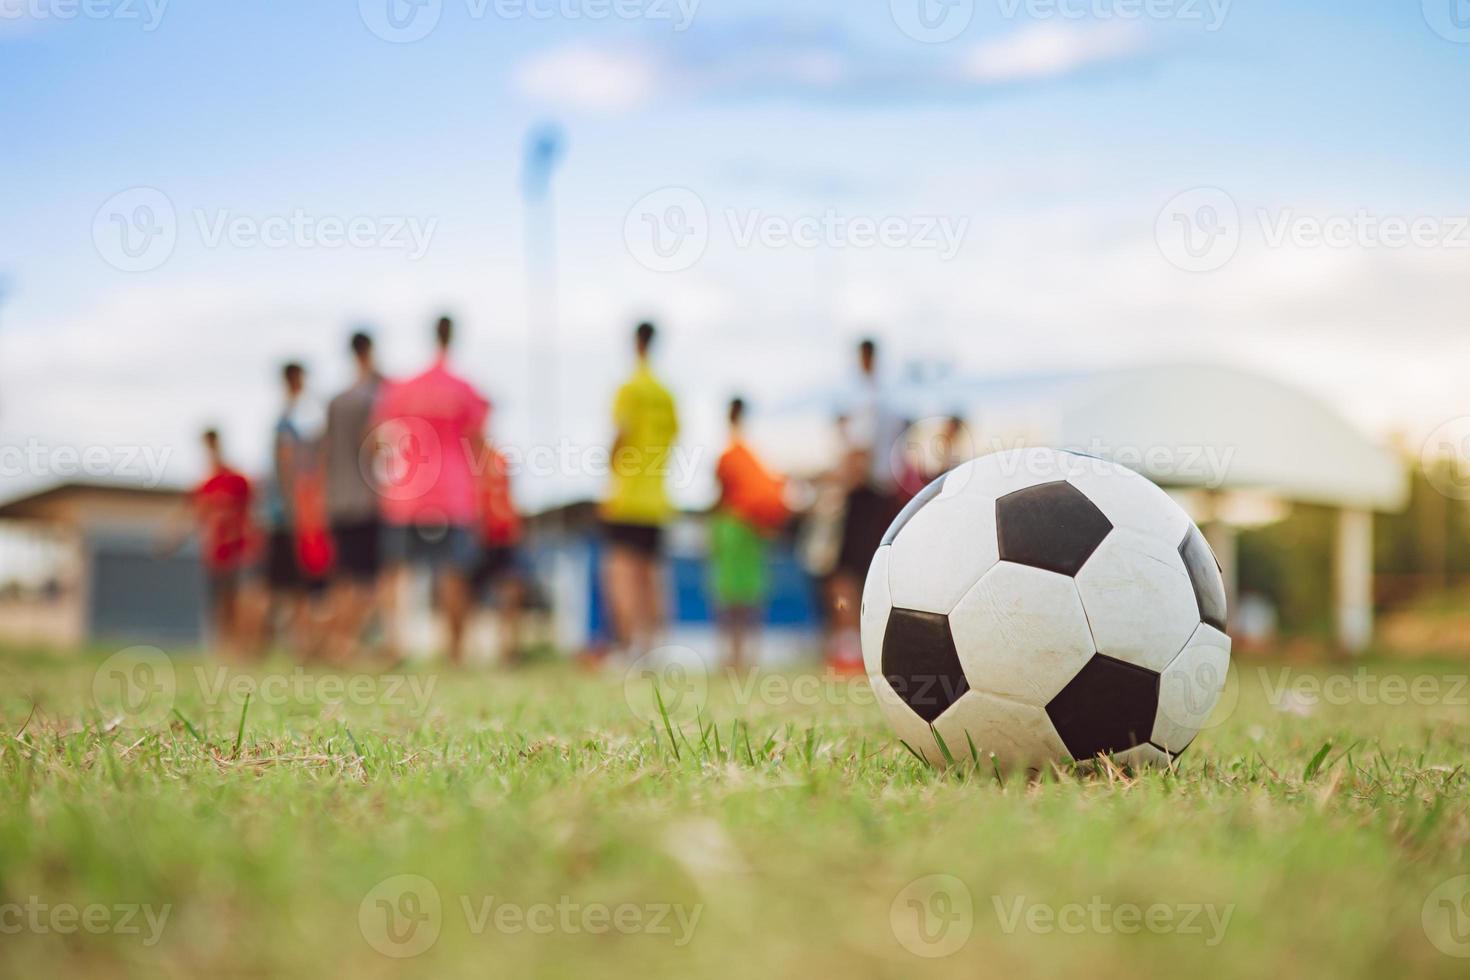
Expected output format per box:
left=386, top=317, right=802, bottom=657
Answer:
left=470, top=545, right=525, bottom=595
left=603, top=521, right=664, bottom=558
left=331, top=518, right=382, bottom=584
left=837, top=486, right=900, bottom=578
left=265, top=529, right=325, bottom=595
left=266, top=530, right=300, bottom=591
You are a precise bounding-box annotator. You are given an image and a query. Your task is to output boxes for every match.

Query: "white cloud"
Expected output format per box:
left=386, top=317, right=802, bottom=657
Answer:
left=513, top=19, right=1156, bottom=112
left=514, top=43, right=659, bottom=113
left=965, top=21, right=1149, bottom=83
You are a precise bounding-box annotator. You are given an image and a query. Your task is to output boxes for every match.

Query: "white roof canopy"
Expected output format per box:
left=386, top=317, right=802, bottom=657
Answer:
left=772, top=363, right=1407, bottom=513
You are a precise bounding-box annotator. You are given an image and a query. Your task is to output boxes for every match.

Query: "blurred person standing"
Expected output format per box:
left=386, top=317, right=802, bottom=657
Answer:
left=600, top=321, right=679, bottom=661
left=897, top=413, right=973, bottom=496
left=827, top=337, right=903, bottom=672
left=320, top=330, right=385, bottom=663
left=928, top=414, right=971, bottom=481
left=470, top=437, right=528, bottom=666
left=373, top=315, right=489, bottom=665
left=710, top=397, right=789, bottom=671
left=159, top=429, right=258, bottom=658
left=254, top=361, right=326, bottom=658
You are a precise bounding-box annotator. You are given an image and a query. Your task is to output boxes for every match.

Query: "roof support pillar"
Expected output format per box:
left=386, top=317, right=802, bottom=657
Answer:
left=1335, top=507, right=1373, bottom=654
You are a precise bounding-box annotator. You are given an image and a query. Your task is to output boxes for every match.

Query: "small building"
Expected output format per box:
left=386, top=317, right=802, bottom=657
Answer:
left=0, top=482, right=204, bottom=649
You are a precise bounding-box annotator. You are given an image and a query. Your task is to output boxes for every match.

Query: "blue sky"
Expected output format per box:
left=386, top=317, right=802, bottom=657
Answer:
left=3, top=0, right=1470, bottom=507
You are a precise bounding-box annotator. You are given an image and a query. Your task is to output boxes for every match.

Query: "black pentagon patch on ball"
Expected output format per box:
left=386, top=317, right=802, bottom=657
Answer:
left=995, top=481, right=1113, bottom=577
left=882, top=608, right=969, bottom=723
left=881, top=473, right=946, bottom=546
left=1045, top=654, right=1160, bottom=760
left=1179, top=525, right=1228, bottom=631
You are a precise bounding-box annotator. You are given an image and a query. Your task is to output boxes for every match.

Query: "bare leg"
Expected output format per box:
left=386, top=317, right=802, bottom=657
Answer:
left=829, top=572, right=860, bottom=632
left=634, top=553, right=664, bottom=652
left=497, top=578, right=525, bottom=666
left=440, top=571, right=470, bottom=666
left=290, top=595, right=312, bottom=659
left=827, top=572, right=862, bottom=669
left=603, top=546, right=640, bottom=651
left=235, top=580, right=269, bottom=662
left=720, top=606, right=754, bottom=672
left=732, top=605, right=758, bottom=672
left=326, top=581, right=372, bottom=665
left=380, top=565, right=406, bottom=663
left=208, top=588, right=233, bottom=659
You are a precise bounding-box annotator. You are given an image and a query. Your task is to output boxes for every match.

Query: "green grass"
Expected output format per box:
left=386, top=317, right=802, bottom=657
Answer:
left=2, top=647, right=1469, bottom=979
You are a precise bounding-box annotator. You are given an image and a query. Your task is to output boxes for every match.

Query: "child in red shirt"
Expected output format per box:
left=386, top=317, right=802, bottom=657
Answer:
left=164, top=429, right=258, bottom=657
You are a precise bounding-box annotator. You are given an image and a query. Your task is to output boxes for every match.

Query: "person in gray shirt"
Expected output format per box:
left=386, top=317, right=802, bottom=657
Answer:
left=321, top=330, right=384, bottom=662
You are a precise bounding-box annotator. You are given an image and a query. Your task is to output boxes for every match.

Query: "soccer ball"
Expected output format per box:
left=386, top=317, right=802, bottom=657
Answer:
left=861, top=447, right=1230, bottom=771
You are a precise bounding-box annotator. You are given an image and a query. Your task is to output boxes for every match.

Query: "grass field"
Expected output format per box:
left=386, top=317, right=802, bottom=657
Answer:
left=2, top=646, right=1469, bottom=979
